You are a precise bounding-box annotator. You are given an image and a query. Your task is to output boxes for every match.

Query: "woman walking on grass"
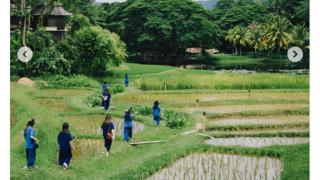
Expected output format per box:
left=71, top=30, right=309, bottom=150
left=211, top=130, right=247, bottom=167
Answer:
left=102, top=88, right=111, bottom=112
left=58, top=122, right=74, bottom=170
left=101, top=114, right=115, bottom=156
left=123, top=107, right=135, bottom=142
left=23, top=119, right=39, bottom=170
left=152, top=101, right=161, bottom=126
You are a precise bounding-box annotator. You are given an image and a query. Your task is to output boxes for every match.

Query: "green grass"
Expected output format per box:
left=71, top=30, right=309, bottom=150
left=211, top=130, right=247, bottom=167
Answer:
left=10, top=63, right=309, bottom=179
left=134, top=69, right=309, bottom=90
left=207, top=53, right=308, bottom=70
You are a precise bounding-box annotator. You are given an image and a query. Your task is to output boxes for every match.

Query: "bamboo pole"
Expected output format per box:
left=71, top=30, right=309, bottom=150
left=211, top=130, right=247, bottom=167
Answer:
left=130, top=140, right=165, bottom=146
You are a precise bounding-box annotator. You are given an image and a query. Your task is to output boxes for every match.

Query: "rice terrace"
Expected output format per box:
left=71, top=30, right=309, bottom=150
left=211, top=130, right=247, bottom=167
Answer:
left=10, top=63, right=309, bottom=179
left=10, top=0, right=309, bottom=179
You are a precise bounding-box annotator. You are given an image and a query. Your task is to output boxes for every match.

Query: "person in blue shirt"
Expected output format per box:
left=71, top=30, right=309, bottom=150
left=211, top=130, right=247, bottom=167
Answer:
left=152, top=101, right=161, bottom=126
left=23, top=119, right=39, bottom=170
left=101, top=114, right=115, bottom=156
left=124, top=73, right=129, bottom=87
left=102, top=89, right=111, bottom=111
left=58, top=122, right=74, bottom=169
left=102, top=82, right=108, bottom=91
left=123, top=107, right=135, bottom=142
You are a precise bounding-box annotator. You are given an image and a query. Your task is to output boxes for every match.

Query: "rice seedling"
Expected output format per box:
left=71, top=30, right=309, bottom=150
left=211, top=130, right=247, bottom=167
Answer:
left=35, top=97, right=76, bottom=113
left=207, top=115, right=309, bottom=126
left=205, top=137, right=309, bottom=148
left=35, top=88, right=91, bottom=97
left=113, top=91, right=309, bottom=106
left=181, top=104, right=308, bottom=114
left=147, top=153, right=282, bottom=180
left=73, top=139, right=105, bottom=157
left=134, top=70, right=309, bottom=90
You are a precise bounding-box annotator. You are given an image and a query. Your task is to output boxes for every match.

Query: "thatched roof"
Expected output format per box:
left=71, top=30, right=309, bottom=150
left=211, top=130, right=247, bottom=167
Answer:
left=51, top=5, right=72, bottom=16
left=32, top=3, right=72, bottom=16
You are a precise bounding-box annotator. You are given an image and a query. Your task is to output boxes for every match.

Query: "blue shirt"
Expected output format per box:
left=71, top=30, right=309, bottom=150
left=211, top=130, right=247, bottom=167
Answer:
left=152, top=105, right=161, bottom=117
left=101, top=122, right=115, bottom=138
left=102, top=83, right=108, bottom=91
left=58, top=132, right=73, bottom=151
left=25, top=126, right=36, bottom=149
left=123, top=113, right=134, bottom=128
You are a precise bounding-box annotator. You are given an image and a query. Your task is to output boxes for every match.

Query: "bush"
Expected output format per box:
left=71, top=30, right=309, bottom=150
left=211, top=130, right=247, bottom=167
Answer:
left=131, top=105, right=152, bottom=116
left=46, top=75, right=98, bottom=87
left=87, top=89, right=102, bottom=107
left=28, top=47, right=71, bottom=77
left=110, top=85, right=124, bottom=94
left=73, top=26, right=126, bottom=76
left=163, top=110, right=187, bottom=129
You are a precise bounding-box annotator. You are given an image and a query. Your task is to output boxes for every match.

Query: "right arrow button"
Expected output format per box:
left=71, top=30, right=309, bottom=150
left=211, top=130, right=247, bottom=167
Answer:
left=288, top=47, right=303, bottom=63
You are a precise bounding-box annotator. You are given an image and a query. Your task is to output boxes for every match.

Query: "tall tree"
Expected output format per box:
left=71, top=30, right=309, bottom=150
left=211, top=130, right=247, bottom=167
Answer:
left=264, top=15, right=292, bottom=59
left=291, top=24, right=309, bottom=49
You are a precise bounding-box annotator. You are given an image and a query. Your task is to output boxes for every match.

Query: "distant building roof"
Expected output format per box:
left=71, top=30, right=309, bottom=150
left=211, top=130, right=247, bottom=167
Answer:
left=186, top=47, right=202, bottom=54
left=51, top=5, right=72, bottom=16
left=32, top=3, right=72, bottom=16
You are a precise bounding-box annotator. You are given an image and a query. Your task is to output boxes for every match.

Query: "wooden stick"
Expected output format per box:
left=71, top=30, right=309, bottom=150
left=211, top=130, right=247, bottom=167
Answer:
left=130, top=140, right=165, bottom=146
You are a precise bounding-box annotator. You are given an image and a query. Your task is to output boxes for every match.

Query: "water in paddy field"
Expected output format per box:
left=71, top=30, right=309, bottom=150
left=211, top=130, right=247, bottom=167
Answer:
left=205, top=137, right=309, bottom=148
left=147, top=153, right=282, bottom=180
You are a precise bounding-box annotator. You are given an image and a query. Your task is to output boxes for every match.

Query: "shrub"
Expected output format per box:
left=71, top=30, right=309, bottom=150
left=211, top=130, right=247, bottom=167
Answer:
left=131, top=105, right=152, bottom=116
left=163, top=110, right=187, bottom=129
left=110, top=85, right=124, bottom=94
left=46, top=75, right=98, bottom=87
left=28, top=47, right=71, bottom=77
left=73, top=26, right=126, bottom=76
left=87, top=89, right=103, bottom=107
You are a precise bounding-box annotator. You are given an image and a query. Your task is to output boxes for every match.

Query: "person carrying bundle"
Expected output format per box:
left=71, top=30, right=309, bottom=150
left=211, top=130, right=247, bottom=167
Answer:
left=101, top=114, right=115, bottom=156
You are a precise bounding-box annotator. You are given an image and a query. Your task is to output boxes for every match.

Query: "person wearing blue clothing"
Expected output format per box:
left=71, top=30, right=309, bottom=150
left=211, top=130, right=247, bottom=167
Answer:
left=101, top=114, right=115, bottom=156
left=124, top=73, right=129, bottom=87
left=152, top=101, right=161, bottom=126
left=102, top=81, right=108, bottom=91
left=102, top=89, right=111, bottom=111
left=123, top=107, right=135, bottom=142
left=58, top=122, right=74, bottom=169
left=23, top=119, right=39, bottom=170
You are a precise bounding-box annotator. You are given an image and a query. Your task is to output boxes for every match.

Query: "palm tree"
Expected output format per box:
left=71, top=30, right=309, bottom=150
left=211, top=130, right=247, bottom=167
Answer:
left=225, top=26, right=249, bottom=56
left=264, top=15, right=292, bottom=59
left=247, top=23, right=266, bottom=57
left=225, top=26, right=240, bottom=55
left=237, top=26, right=249, bottom=56
left=291, top=24, right=309, bottom=49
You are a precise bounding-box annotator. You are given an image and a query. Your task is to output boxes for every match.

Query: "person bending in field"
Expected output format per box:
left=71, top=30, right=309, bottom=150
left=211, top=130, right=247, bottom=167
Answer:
left=101, top=114, right=115, bottom=156
left=124, top=73, right=129, bottom=87
left=152, top=101, right=161, bottom=126
left=23, top=118, right=39, bottom=170
left=102, top=88, right=111, bottom=112
left=123, top=107, right=135, bottom=142
left=58, top=122, right=75, bottom=170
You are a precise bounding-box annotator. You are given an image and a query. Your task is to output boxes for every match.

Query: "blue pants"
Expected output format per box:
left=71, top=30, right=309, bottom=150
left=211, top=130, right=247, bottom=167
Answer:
left=26, top=148, right=36, bottom=167
left=59, top=149, right=72, bottom=166
left=104, top=101, right=110, bottom=111
left=124, top=127, right=132, bottom=141
left=154, top=116, right=160, bottom=126
left=104, top=138, right=113, bottom=152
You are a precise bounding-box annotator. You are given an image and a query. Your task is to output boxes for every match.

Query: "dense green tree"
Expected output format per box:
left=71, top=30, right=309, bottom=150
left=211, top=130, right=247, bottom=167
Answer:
left=247, top=23, right=267, bottom=56
left=268, top=0, right=309, bottom=25
left=73, top=26, right=126, bottom=76
left=103, top=0, right=220, bottom=64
